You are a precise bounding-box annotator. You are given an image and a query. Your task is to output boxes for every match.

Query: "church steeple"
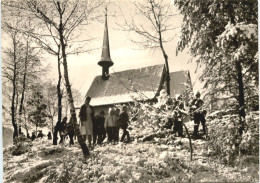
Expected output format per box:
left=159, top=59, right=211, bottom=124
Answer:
left=98, top=8, right=114, bottom=80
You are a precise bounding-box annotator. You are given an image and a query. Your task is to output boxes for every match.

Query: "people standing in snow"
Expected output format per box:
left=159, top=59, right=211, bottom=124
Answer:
left=114, top=108, right=121, bottom=142
left=105, top=108, right=117, bottom=143
left=37, top=130, right=44, bottom=138
left=27, top=132, right=31, bottom=139
left=173, top=95, right=187, bottom=137
left=191, top=91, right=207, bottom=138
left=97, top=110, right=106, bottom=144
left=47, top=132, right=52, bottom=140
left=119, top=105, right=131, bottom=143
left=66, top=120, right=75, bottom=145
left=93, top=114, right=99, bottom=146
left=59, top=117, right=67, bottom=144
left=79, top=96, right=95, bottom=149
left=31, top=132, right=36, bottom=141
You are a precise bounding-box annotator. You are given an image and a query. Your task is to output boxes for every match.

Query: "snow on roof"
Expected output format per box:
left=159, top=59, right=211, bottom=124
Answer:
left=90, top=91, right=156, bottom=106
left=169, top=70, right=192, bottom=97
left=86, top=64, right=192, bottom=107
left=87, top=64, right=165, bottom=106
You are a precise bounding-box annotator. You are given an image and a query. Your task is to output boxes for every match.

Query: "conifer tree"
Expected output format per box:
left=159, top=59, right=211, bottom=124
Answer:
left=175, top=0, right=258, bottom=133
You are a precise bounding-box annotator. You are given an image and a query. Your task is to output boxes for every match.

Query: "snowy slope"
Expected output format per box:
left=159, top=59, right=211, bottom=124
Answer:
left=3, top=133, right=258, bottom=183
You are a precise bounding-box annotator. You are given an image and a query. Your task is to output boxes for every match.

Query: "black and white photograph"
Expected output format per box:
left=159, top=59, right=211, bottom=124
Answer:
left=1, top=0, right=259, bottom=182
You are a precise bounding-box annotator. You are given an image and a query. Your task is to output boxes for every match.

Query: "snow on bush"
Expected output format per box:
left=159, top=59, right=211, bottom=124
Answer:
left=4, top=137, right=198, bottom=183
left=4, top=135, right=33, bottom=156
left=130, top=89, right=177, bottom=139
left=217, top=22, right=258, bottom=61
left=206, top=112, right=259, bottom=164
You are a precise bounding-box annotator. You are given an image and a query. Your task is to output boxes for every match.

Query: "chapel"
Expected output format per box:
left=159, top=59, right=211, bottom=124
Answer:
left=86, top=10, right=192, bottom=115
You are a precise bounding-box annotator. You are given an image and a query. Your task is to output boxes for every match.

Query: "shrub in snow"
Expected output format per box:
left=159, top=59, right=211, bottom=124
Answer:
left=206, top=112, right=259, bottom=164
left=131, top=89, right=190, bottom=139
left=39, top=146, right=64, bottom=156
left=239, top=113, right=259, bottom=155
left=45, top=156, right=76, bottom=182
left=9, top=135, right=32, bottom=156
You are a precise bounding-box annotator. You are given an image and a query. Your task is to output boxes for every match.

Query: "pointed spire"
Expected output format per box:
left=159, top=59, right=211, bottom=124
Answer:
left=98, top=8, right=114, bottom=67
left=98, top=7, right=113, bottom=79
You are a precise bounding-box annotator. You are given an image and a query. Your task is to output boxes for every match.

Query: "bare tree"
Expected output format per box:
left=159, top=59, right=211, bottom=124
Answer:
left=2, top=26, right=42, bottom=138
left=118, top=0, right=178, bottom=95
left=2, top=1, right=47, bottom=140
left=44, top=81, right=59, bottom=134
left=2, top=0, right=105, bottom=157
left=17, top=33, right=43, bottom=135
left=2, top=24, right=21, bottom=138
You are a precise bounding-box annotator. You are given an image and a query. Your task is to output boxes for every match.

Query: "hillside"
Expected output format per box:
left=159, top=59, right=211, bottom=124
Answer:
left=3, top=119, right=259, bottom=183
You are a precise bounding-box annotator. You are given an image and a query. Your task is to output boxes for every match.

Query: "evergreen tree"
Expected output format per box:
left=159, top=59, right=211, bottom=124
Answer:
left=27, top=89, right=48, bottom=134
left=174, top=0, right=258, bottom=133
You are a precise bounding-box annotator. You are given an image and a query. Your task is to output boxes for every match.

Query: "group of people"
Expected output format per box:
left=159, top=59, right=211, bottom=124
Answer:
left=42, top=91, right=205, bottom=147
left=79, top=96, right=131, bottom=149
left=54, top=116, right=75, bottom=145
left=28, top=130, right=44, bottom=141
left=164, top=91, right=207, bottom=138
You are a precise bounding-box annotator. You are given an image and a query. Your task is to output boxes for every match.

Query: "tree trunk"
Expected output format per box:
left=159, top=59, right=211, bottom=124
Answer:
left=236, top=61, right=246, bottom=134
left=11, top=39, right=18, bottom=140
left=60, top=42, right=90, bottom=157
left=229, top=3, right=246, bottom=134
left=57, top=4, right=89, bottom=157
left=53, top=125, right=58, bottom=145
left=164, top=55, right=171, bottom=96
left=15, top=91, right=21, bottom=134
left=158, top=30, right=170, bottom=95
left=18, top=39, right=29, bottom=135
left=22, top=109, right=29, bottom=137
left=51, top=119, right=54, bottom=134
left=150, top=1, right=171, bottom=96
left=53, top=45, right=62, bottom=145
left=26, top=128, right=29, bottom=137
left=57, top=45, right=62, bottom=125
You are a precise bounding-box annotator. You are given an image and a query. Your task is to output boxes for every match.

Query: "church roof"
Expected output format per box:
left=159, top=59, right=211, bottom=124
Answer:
left=169, top=70, right=192, bottom=97
left=86, top=64, right=165, bottom=106
left=86, top=64, right=192, bottom=107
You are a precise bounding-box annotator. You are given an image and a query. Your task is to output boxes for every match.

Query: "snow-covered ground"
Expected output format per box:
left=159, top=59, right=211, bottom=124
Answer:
left=3, top=125, right=259, bottom=183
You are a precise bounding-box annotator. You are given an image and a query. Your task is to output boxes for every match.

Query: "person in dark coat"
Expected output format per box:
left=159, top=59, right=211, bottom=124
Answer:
left=172, top=95, right=187, bottom=137
left=104, top=108, right=117, bottom=143
left=47, top=131, right=52, bottom=140
left=27, top=132, right=31, bottom=139
left=191, top=91, right=207, bottom=137
left=59, top=117, right=67, bottom=144
left=114, top=108, right=121, bottom=142
left=37, top=130, right=44, bottom=138
left=97, top=110, right=106, bottom=144
left=119, top=105, right=130, bottom=143
left=31, top=132, right=36, bottom=141
left=79, top=96, right=95, bottom=149
left=93, top=114, right=99, bottom=146
left=66, top=121, right=75, bottom=145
